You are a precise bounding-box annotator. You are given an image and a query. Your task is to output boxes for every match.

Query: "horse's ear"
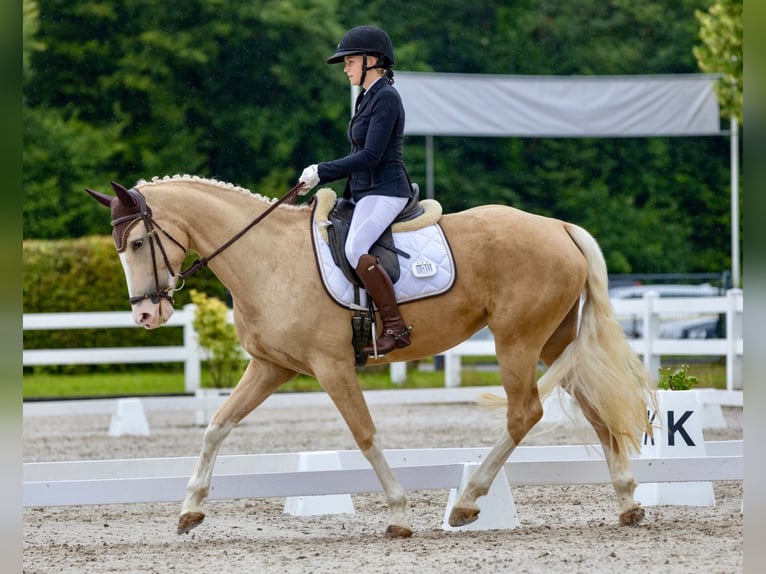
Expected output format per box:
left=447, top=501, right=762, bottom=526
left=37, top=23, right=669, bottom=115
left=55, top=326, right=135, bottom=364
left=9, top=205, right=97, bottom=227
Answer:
left=85, top=188, right=114, bottom=208
left=110, top=181, right=136, bottom=207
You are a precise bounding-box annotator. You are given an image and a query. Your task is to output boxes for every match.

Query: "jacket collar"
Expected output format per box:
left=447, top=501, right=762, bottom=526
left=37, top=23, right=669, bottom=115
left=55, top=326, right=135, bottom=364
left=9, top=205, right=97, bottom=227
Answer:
left=354, top=78, right=387, bottom=115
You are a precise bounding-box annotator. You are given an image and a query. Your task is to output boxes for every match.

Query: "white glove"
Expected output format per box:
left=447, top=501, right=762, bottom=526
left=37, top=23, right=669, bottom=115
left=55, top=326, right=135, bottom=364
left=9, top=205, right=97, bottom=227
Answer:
left=298, top=164, right=320, bottom=194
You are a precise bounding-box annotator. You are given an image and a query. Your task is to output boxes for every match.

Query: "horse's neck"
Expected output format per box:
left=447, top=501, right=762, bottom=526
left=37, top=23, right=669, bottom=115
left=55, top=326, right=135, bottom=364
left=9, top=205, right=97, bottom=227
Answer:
left=143, top=180, right=310, bottom=291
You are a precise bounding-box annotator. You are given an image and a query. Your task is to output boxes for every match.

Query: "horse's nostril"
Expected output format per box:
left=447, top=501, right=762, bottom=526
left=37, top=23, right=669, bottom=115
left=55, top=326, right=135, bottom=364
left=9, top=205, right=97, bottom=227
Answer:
left=139, top=312, right=152, bottom=325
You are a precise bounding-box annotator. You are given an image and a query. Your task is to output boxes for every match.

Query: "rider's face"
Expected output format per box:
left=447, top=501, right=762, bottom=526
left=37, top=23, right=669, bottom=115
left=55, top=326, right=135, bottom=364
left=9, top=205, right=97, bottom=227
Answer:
left=343, top=55, right=379, bottom=87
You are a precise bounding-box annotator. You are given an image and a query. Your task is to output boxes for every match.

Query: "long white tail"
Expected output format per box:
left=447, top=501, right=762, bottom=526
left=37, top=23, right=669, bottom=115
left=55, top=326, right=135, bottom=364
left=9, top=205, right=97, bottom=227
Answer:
left=547, top=224, right=655, bottom=453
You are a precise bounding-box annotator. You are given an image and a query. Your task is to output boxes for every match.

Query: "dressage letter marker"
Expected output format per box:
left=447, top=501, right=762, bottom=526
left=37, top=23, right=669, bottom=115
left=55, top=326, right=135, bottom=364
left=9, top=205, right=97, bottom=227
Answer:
left=635, top=391, right=715, bottom=507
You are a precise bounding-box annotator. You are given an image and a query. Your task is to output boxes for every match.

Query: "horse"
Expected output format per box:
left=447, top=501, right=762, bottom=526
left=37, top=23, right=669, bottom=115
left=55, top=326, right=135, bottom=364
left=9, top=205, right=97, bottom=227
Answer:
left=86, top=175, right=656, bottom=538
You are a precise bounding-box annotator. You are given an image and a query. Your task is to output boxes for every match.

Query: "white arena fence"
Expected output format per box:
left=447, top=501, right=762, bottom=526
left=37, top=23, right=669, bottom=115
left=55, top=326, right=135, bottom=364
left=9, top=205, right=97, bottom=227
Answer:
left=23, top=441, right=742, bottom=508
left=23, top=289, right=743, bottom=391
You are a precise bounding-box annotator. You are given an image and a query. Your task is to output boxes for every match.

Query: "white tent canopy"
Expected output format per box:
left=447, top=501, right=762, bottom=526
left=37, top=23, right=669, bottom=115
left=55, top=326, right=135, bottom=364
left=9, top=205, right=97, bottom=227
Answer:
left=394, top=72, right=721, bottom=137
left=370, top=72, right=736, bottom=286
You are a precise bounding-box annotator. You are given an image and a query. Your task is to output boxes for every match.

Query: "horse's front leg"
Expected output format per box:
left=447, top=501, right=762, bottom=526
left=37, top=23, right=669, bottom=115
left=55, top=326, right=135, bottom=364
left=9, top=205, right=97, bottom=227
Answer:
left=317, top=367, right=412, bottom=538
left=177, top=358, right=297, bottom=535
left=362, top=436, right=412, bottom=538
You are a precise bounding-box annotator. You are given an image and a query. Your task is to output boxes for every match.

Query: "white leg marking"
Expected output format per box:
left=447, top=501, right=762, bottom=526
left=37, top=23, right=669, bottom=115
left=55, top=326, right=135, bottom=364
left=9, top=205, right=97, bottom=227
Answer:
left=455, top=430, right=516, bottom=508
left=605, top=449, right=639, bottom=514
left=180, top=421, right=235, bottom=516
left=362, top=436, right=411, bottom=532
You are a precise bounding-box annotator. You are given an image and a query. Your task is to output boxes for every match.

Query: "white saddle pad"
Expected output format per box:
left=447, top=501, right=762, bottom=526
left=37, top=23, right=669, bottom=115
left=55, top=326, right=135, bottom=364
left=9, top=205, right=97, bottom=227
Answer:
left=311, top=218, right=457, bottom=309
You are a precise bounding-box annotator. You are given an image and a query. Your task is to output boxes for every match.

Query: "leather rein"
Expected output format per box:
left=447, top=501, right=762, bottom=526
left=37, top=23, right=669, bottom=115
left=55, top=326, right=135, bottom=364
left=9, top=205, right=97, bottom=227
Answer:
left=117, top=182, right=302, bottom=306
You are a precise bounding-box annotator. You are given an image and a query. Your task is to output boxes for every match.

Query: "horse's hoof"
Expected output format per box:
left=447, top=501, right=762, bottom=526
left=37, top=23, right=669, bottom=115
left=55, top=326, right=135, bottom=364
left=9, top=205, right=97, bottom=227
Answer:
left=448, top=505, right=480, bottom=527
left=385, top=524, right=413, bottom=538
left=177, top=512, right=206, bottom=534
left=619, top=505, right=645, bottom=526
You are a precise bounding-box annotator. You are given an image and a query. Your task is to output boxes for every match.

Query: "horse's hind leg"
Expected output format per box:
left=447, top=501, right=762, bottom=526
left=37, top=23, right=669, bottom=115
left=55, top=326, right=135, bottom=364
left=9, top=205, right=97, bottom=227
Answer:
left=571, top=390, right=644, bottom=526
left=177, top=358, right=297, bottom=535
left=449, top=347, right=542, bottom=527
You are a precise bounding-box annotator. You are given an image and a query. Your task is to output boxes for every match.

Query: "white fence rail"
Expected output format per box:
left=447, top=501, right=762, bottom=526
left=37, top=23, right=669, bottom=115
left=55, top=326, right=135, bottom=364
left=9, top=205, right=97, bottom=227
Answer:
left=23, top=441, right=743, bottom=508
left=443, top=289, right=743, bottom=390
left=23, top=307, right=204, bottom=391
left=23, top=289, right=743, bottom=391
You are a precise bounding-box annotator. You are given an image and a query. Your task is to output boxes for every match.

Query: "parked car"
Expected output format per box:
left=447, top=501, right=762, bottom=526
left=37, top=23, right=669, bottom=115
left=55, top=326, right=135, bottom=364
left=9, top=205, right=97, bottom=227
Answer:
left=608, top=283, right=723, bottom=339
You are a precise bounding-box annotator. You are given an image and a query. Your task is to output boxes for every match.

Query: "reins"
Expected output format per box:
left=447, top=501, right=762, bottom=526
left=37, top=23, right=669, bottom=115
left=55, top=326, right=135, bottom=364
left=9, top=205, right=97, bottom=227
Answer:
left=176, top=182, right=303, bottom=281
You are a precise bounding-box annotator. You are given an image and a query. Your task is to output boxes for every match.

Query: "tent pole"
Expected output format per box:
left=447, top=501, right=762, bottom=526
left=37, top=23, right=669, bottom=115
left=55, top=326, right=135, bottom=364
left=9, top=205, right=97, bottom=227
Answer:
left=425, top=135, right=434, bottom=199
left=730, top=117, right=740, bottom=288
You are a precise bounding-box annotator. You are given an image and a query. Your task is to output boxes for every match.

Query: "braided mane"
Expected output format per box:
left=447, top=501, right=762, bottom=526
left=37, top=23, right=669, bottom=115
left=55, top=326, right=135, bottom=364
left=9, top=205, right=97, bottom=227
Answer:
left=136, top=174, right=310, bottom=209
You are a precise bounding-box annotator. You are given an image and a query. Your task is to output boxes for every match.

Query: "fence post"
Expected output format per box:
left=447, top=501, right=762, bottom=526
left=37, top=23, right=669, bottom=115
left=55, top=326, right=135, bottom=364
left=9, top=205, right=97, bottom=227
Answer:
left=642, top=291, right=661, bottom=380
left=183, top=304, right=201, bottom=392
left=390, top=362, right=407, bottom=384
left=726, top=289, right=743, bottom=391
left=444, top=350, right=461, bottom=387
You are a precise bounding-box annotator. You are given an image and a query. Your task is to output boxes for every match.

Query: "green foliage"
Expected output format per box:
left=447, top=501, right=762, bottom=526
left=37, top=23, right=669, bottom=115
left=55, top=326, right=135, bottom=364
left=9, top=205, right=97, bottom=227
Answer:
left=657, top=364, right=699, bottom=390
left=22, top=363, right=504, bottom=399
left=22, top=236, right=228, bottom=313
left=23, top=0, right=44, bottom=84
left=23, top=0, right=347, bottom=220
left=23, top=360, right=727, bottom=399
left=23, top=236, right=229, bottom=366
left=190, top=290, right=245, bottom=388
left=23, top=108, right=125, bottom=239
left=693, top=0, right=743, bottom=122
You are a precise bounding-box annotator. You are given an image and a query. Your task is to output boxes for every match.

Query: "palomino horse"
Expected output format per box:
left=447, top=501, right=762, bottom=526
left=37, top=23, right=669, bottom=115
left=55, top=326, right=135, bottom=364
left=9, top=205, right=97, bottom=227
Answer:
left=87, top=175, right=655, bottom=538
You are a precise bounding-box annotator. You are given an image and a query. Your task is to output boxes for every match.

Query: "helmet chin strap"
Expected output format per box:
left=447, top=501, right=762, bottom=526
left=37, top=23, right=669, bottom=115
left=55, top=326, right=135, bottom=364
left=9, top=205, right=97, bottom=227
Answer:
left=359, top=54, right=369, bottom=86
left=358, top=54, right=385, bottom=88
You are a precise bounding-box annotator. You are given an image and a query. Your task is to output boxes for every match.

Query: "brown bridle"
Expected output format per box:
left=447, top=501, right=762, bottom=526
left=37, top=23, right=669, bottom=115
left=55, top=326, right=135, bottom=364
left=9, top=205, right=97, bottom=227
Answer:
left=109, top=186, right=188, bottom=306
left=87, top=181, right=303, bottom=307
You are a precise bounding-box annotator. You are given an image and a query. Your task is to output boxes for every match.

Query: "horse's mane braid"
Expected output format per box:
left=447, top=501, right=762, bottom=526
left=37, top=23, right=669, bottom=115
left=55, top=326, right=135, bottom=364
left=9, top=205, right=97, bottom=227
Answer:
left=136, top=174, right=279, bottom=204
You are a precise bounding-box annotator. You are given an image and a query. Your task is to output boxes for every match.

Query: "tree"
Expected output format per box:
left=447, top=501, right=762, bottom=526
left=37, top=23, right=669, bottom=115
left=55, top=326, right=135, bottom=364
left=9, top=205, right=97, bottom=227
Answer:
left=693, top=0, right=743, bottom=122
left=23, top=0, right=123, bottom=238
left=23, top=0, right=44, bottom=85
left=23, top=0, right=348, bottom=238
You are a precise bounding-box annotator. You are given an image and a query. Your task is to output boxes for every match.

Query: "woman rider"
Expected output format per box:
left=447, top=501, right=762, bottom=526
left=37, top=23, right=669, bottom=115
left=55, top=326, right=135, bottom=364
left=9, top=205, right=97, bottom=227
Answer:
left=298, top=25, right=413, bottom=357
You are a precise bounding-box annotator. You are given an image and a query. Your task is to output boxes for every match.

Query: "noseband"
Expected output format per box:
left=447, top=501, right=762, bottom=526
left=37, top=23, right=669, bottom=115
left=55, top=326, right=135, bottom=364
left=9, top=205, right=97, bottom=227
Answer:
left=111, top=188, right=187, bottom=306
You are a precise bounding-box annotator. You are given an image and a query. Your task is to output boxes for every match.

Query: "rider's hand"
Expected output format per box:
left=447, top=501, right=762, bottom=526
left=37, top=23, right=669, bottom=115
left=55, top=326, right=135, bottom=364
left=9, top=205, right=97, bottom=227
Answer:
left=298, top=164, right=319, bottom=195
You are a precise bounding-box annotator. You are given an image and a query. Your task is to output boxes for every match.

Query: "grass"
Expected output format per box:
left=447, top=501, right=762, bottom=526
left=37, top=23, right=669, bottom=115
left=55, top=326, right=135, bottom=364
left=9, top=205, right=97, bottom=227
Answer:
left=22, top=363, right=503, bottom=399
left=22, top=358, right=727, bottom=400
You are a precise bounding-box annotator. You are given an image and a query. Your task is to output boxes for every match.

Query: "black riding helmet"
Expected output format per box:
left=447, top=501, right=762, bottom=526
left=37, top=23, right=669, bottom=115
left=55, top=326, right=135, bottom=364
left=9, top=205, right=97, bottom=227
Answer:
left=326, top=25, right=395, bottom=67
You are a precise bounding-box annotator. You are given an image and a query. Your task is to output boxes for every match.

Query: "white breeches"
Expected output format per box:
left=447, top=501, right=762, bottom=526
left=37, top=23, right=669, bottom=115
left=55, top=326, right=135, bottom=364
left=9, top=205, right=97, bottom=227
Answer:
left=345, top=195, right=408, bottom=269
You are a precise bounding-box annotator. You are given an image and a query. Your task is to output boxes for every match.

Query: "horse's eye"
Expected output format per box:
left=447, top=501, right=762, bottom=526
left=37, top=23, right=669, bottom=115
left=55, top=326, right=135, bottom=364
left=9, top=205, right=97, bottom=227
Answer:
left=132, top=239, right=144, bottom=251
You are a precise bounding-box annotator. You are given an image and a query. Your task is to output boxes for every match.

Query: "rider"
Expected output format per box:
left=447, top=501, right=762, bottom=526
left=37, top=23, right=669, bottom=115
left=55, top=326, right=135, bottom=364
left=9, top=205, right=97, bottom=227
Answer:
left=298, top=25, right=413, bottom=357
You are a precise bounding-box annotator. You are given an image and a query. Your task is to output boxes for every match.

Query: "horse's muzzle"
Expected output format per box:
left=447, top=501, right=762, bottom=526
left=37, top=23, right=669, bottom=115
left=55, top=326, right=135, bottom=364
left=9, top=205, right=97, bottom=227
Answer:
left=131, top=293, right=175, bottom=329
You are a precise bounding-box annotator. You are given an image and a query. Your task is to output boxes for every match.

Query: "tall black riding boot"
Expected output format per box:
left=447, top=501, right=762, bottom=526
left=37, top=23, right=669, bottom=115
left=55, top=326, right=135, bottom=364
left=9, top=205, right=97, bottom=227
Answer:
left=355, top=254, right=412, bottom=356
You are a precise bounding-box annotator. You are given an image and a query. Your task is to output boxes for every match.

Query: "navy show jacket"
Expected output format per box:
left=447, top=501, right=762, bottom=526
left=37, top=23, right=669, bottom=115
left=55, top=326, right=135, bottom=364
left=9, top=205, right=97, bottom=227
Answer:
left=317, top=79, right=412, bottom=201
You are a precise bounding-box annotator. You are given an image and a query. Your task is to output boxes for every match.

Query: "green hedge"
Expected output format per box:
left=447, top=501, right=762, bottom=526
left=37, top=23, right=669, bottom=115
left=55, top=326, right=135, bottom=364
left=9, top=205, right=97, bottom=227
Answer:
left=23, top=236, right=229, bottom=370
